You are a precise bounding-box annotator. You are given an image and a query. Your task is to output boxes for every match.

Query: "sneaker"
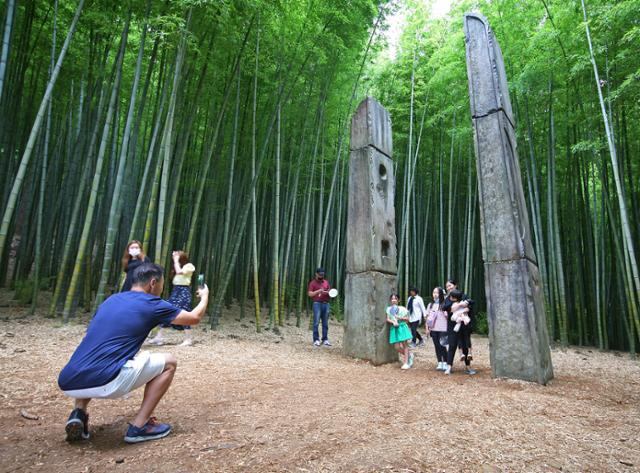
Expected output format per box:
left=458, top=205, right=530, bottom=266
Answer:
left=408, top=353, right=415, bottom=367
left=444, top=366, right=452, bottom=375
left=466, top=369, right=477, bottom=375
left=436, top=362, right=444, bottom=371
left=417, top=340, right=425, bottom=347
left=148, top=336, right=165, bottom=346
left=459, top=354, right=466, bottom=362
left=322, top=340, right=332, bottom=347
left=65, top=408, right=90, bottom=441
left=409, top=342, right=417, bottom=348
left=124, top=417, right=172, bottom=444
left=400, top=363, right=410, bottom=370
left=179, top=339, right=193, bottom=346
left=467, top=354, right=474, bottom=362
left=313, top=340, right=321, bottom=347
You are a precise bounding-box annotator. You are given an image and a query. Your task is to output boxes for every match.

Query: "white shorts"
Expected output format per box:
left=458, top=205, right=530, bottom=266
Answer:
left=63, top=351, right=166, bottom=400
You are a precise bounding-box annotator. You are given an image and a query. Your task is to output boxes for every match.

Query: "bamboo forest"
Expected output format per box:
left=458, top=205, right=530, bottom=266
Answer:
left=3, top=0, right=640, bottom=471
left=0, top=0, right=639, bottom=354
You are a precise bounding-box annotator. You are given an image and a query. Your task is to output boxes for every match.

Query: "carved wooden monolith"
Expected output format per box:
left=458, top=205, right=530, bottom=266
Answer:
left=344, top=97, right=398, bottom=365
left=464, top=13, right=554, bottom=384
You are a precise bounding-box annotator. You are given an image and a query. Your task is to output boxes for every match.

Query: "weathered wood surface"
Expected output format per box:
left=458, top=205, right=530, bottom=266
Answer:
left=464, top=13, right=553, bottom=384
left=344, top=97, right=398, bottom=365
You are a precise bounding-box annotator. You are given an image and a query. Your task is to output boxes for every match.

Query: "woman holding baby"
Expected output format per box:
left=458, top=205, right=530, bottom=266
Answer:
left=442, top=279, right=476, bottom=376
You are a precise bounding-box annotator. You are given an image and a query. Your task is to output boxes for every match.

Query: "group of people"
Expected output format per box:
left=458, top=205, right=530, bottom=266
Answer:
left=57, top=240, right=475, bottom=446
left=385, top=279, right=476, bottom=375
left=121, top=240, right=197, bottom=346
left=58, top=240, right=204, bottom=444
left=306, top=269, right=476, bottom=376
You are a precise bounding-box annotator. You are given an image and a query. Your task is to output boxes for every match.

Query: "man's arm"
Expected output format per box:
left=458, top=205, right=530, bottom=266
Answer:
left=307, top=282, right=326, bottom=298
left=171, top=285, right=209, bottom=326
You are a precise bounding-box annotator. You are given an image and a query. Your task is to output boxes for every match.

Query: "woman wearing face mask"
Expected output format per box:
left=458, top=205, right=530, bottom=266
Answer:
left=121, top=240, right=150, bottom=292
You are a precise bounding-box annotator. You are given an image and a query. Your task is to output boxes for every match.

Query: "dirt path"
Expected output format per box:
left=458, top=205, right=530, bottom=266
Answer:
left=0, top=305, right=639, bottom=473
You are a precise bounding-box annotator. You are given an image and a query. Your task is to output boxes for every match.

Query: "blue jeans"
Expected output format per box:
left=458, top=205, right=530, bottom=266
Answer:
left=312, top=302, right=329, bottom=342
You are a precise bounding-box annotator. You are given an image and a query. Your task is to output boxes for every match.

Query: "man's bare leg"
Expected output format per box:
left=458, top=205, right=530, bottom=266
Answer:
left=75, top=398, right=90, bottom=410
left=131, top=354, right=177, bottom=427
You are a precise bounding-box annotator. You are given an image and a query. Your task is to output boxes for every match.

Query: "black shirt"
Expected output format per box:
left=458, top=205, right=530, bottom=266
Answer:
left=121, top=256, right=150, bottom=292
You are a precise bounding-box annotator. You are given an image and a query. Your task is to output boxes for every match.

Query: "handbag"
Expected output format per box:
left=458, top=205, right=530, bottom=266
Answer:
left=426, top=310, right=437, bottom=330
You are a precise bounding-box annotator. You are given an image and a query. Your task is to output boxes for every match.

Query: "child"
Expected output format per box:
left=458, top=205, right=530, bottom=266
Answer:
left=386, top=293, right=414, bottom=370
left=120, top=240, right=150, bottom=292
left=149, top=251, right=196, bottom=346
left=450, top=297, right=472, bottom=333
left=425, top=287, right=449, bottom=371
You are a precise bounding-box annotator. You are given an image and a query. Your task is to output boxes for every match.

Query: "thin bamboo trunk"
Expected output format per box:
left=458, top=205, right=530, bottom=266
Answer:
left=0, top=0, right=16, bottom=103
left=446, top=112, right=455, bottom=280
left=548, top=82, right=568, bottom=345
left=581, top=0, right=640, bottom=340
left=251, top=22, right=261, bottom=332
left=156, top=14, right=190, bottom=263
left=316, top=8, right=383, bottom=266
left=62, top=14, right=127, bottom=320
left=94, top=7, right=145, bottom=308
left=220, top=68, right=241, bottom=280
left=31, top=0, right=58, bottom=314
left=272, top=104, right=281, bottom=326
left=297, top=99, right=323, bottom=327
left=127, top=67, right=168, bottom=243
left=0, top=0, right=85, bottom=262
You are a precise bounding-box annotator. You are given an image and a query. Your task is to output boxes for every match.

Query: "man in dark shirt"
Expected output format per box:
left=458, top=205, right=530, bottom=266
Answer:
left=307, top=267, right=332, bottom=346
left=58, top=263, right=209, bottom=444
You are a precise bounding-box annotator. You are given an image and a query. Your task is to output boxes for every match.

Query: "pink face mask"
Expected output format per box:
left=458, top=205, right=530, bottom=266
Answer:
left=129, top=248, right=141, bottom=257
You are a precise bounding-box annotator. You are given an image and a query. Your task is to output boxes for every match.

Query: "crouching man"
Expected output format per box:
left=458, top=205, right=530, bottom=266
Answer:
left=57, top=263, right=208, bottom=444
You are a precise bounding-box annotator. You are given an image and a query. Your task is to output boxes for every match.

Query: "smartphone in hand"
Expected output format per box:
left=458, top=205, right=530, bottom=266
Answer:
left=197, top=274, right=205, bottom=289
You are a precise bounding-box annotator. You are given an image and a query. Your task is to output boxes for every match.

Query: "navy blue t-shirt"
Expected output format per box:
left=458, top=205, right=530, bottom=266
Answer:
left=58, top=291, right=181, bottom=391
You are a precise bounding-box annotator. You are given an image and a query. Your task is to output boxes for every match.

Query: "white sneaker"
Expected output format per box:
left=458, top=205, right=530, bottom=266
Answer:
left=148, top=337, right=164, bottom=346
left=444, top=366, right=452, bottom=375
left=179, top=339, right=193, bottom=346
left=400, top=363, right=410, bottom=370
left=408, top=353, right=414, bottom=367
left=313, top=340, right=321, bottom=347
left=436, top=362, right=443, bottom=371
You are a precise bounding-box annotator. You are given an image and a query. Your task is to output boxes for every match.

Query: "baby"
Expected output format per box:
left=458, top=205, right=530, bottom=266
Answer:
left=449, top=291, right=472, bottom=332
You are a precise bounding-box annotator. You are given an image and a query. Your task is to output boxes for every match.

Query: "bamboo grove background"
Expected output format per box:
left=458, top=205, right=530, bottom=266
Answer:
left=0, top=0, right=638, bottom=352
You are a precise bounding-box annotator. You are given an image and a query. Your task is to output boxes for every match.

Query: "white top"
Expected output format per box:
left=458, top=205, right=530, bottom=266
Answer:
left=407, top=295, right=427, bottom=323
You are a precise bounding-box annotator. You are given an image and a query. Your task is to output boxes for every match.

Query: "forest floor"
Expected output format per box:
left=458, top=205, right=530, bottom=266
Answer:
left=0, top=294, right=639, bottom=473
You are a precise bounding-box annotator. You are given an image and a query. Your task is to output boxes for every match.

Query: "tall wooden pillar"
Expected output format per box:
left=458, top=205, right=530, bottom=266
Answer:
left=344, top=97, right=398, bottom=365
left=464, top=13, right=553, bottom=384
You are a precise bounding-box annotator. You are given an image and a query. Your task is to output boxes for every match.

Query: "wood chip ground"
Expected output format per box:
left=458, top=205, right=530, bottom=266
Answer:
left=0, top=299, right=639, bottom=472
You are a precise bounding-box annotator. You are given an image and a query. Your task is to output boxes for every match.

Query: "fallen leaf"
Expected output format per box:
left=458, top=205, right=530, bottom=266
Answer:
left=20, top=409, right=39, bottom=420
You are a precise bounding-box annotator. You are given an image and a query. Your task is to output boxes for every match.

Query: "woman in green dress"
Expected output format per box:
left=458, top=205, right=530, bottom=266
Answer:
left=386, top=293, right=414, bottom=369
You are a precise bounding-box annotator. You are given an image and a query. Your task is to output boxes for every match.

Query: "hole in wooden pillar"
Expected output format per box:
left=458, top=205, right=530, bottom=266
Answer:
left=381, top=240, right=390, bottom=258
left=377, top=163, right=388, bottom=201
